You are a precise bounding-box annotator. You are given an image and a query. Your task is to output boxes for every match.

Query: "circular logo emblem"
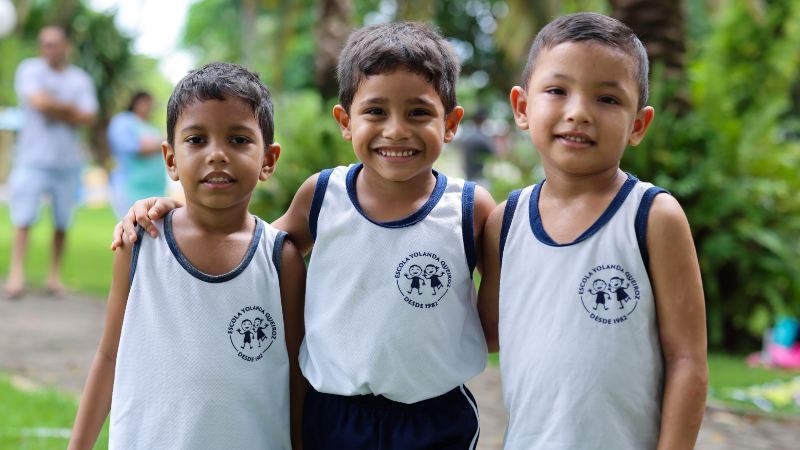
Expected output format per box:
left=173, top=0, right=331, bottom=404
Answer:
left=227, top=305, right=277, bottom=362
left=394, top=251, right=452, bottom=309
left=578, top=264, right=640, bottom=325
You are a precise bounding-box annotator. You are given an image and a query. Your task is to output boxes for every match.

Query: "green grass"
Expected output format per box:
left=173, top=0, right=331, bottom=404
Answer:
left=0, top=206, right=117, bottom=295
left=0, top=374, right=108, bottom=449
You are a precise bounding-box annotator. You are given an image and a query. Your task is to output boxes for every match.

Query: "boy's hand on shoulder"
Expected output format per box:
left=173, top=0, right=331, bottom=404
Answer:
left=110, top=197, right=185, bottom=250
left=647, top=193, right=708, bottom=450
left=272, top=173, right=320, bottom=256
left=477, top=200, right=506, bottom=353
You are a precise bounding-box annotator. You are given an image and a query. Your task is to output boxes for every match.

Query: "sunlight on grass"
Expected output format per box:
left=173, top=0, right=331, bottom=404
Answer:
left=0, top=374, right=108, bottom=449
left=0, top=206, right=117, bottom=295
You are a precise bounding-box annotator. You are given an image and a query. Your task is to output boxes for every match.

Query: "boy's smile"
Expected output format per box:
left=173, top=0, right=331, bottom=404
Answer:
left=164, top=97, right=279, bottom=211
left=511, top=41, right=654, bottom=177
left=333, top=69, right=463, bottom=184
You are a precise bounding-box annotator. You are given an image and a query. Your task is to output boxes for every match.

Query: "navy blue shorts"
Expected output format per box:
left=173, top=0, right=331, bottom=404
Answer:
left=303, top=385, right=480, bottom=450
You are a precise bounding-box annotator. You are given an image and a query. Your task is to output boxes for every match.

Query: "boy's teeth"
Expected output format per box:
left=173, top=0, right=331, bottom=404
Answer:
left=379, top=149, right=415, bottom=157
left=562, top=135, right=589, bottom=143
left=206, top=177, right=231, bottom=183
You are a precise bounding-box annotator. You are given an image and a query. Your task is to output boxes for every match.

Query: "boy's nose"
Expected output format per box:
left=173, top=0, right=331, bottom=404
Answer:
left=206, top=144, right=229, bottom=163
left=382, top=117, right=413, bottom=140
left=565, top=96, right=591, bottom=124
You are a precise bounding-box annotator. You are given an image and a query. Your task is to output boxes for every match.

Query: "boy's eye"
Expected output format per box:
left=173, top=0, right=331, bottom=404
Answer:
left=546, top=88, right=566, bottom=96
left=186, top=136, right=205, bottom=144
left=364, top=108, right=385, bottom=115
left=231, top=136, right=251, bottom=144
left=599, top=96, right=619, bottom=105
left=409, top=109, right=430, bottom=116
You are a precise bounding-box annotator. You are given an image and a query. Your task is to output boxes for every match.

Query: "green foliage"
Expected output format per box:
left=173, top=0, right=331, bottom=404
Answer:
left=623, top=0, right=800, bottom=350
left=249, top=91, right=358, bottom=222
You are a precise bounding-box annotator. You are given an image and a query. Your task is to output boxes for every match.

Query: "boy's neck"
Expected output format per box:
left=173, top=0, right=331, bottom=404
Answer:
left=356, top=164, right=438, bottom=222
left=540, top=163, right=626, bottom=200
left=178, top=195, right=255, bottom=235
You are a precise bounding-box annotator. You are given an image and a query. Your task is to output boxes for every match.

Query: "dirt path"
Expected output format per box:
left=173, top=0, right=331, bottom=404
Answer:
left=2, top=287, right=799, bottom=449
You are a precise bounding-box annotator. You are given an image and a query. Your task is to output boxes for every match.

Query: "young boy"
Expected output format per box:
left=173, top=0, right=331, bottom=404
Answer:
left=68, top=62, right=307, bottom=449
left=111, top=23, right=495, bottom=449
left=477, top=13, right=708, bottom=449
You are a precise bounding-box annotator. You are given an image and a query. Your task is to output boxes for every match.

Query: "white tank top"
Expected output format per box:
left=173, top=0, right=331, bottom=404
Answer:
left=110, top=211, right=292, bottom=450
left=299, top=164, right=488, bottom=404
left=498, top=175, right=667, bottom=449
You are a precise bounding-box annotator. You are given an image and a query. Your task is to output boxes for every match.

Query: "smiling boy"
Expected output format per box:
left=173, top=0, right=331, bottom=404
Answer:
left=478, top=13, right=708, bottom=449
left=68, top=62, right=306, bottom=450
left=112, top=23, right=495, bottom=449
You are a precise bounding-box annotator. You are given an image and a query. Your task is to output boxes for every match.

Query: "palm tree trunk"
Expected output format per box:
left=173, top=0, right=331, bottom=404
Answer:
left=315, top=0, right=353, bottom=100
left=609, top=0, right=689, bottom=113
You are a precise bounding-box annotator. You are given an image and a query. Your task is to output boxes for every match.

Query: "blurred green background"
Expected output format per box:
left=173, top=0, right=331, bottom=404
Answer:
left=2, top=0, right=800, bottom=354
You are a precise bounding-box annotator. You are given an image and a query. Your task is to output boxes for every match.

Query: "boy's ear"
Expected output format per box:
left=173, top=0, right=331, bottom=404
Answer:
left=510, top=87, right=530, bottom=130
left=628, top=106, right=655, bottom=146
left=443, top=106, right=464, bottom=143
left=259, top=142, right=281, bottom=181
left=163, top=141, right=179, bottom=181
left=333, top=105, right=352, bottom=141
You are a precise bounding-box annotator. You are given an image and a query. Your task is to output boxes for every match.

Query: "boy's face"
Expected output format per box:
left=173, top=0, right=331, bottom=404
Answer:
left=164, top=97, right=279, bottom=211
left=333, top=69, right=464, bottom=183
left=511, top=42, right=654, bottom=177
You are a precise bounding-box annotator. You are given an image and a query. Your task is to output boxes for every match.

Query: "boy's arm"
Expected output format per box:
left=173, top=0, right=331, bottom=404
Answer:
left=476, top=201, right=505, bottom=353
left=68, top=242, right=132, bottom=449
left=111, top=197, right=184, bottom=249
left=472, top=185, right=496, bottom=276
left=648, top=194, right=708, bottom=450
left=271, top=173, right=319, bottom=256
left=279, top=238, right=308, bottom=450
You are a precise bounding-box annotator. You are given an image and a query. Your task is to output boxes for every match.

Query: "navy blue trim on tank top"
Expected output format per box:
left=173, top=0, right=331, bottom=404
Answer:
left=529, top=173, right=639, bottom=247
left=164, top=210, right=264, bottom=283
left=461, top=181, right=477, bottom=278
left=129, top=224, right=146, bottom=286
left=499, top=189, right=523, bottom=265
left=345, top=163, right=448, bottom=228
left=309, top=168, right=334, bottom=241
left=272, top=231, right=287, bottom=287
left=634, top=187, right=670, bottom=271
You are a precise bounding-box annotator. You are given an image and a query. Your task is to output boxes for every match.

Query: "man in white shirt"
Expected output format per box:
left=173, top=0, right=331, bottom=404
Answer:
left=5, top=26, right=97, bottom=298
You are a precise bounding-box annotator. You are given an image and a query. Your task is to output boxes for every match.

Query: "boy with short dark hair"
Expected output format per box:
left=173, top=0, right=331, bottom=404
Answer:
left=478, top=13, right=708, bottom=449
left=112, top=22, right=495, bottom=449
left=69, top=62, right=307, bottom=450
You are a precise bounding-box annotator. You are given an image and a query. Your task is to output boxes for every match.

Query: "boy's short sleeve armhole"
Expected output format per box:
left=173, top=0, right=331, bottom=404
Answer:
left=272, top=231, right=288, bottom=288
left=634, top=187, right=671, bottom=272
left=309, top=169, right=334, bottom=241
left=499, top=189, right=523, bottom=266
left=129, top=224, right=147, bottom=286
left=461, top=181, right=477, bottom=278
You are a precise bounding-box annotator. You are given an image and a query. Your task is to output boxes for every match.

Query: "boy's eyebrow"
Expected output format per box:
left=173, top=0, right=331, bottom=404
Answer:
left=549, top=73, right=625, bottom=89
left=358, top=97, right=438, bottom=107
left=179, top=124, right=259, bottom=134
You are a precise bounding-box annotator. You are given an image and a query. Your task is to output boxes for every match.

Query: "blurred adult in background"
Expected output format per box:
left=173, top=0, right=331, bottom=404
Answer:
left=459, top=109, right=495, bottom=186
left=5, top=26, right=97, bottom=298
left=107, top=92, right=166, bottom=220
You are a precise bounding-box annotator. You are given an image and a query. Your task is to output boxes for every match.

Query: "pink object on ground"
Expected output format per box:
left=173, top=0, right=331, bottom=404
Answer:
left=767, top=343, right=800, bottom=369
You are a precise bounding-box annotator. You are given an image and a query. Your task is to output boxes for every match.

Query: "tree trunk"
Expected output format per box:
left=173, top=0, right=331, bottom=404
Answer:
left=314, top=0, right=353, bottom=100
left=241, top=0, right=257, bottom=68
left=609, top=0, right=689, bottom=114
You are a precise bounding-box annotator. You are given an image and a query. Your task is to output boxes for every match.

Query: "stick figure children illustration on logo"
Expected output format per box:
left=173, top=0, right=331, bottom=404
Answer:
left=253, top=317, right=267, bottom=348
left=588, top=279, right=610, bottom=311
left=423, top=264, right=445, bottom=295
left=405, top=265, right=426, bottom=295
left=608, top=277, right=631, bottom=309
left=237, top=319, right=254, bottom=350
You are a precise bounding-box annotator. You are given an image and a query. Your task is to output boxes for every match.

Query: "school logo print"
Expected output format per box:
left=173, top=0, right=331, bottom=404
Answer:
left=394, top=251, right=452, bottom=309
left=227, top=305, right=277, bottom=362
left=578, top=264, right=641, bottom=325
